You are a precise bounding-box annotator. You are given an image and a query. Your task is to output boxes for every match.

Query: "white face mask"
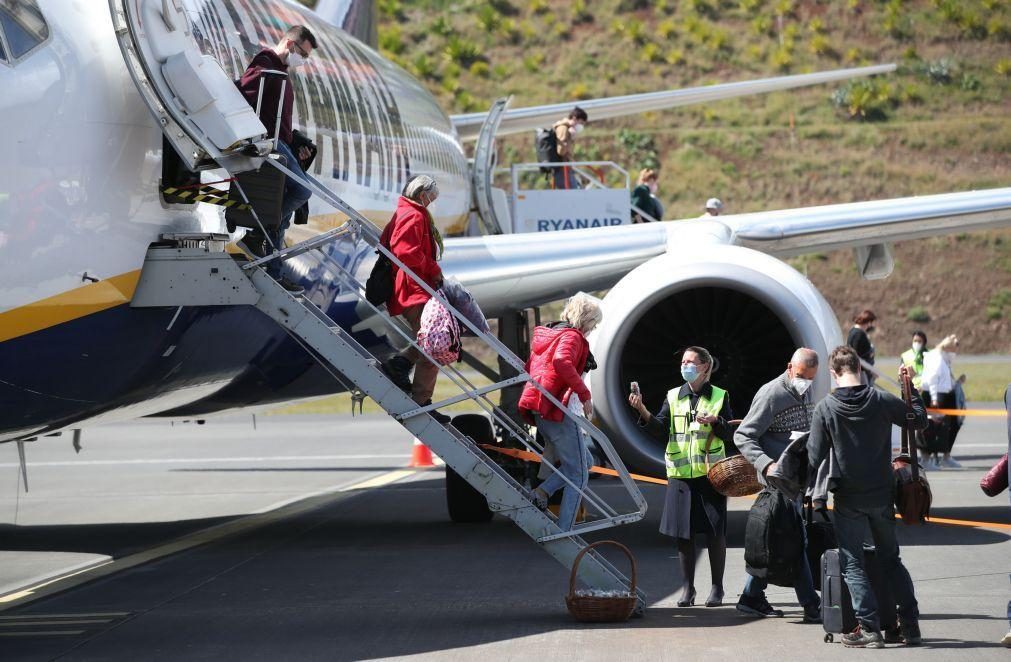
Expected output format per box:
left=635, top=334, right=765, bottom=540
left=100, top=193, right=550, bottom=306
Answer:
left=912, top=342, right=923, bottom=353
left=791, top=377, right=813, bottom=396
left=571, top=122, right=584, bottom=134
left=648, top=181, right=658, bottom=194
left=943, top=351, right=956, bottom=362
left=287, top=49, right=305, bottom=69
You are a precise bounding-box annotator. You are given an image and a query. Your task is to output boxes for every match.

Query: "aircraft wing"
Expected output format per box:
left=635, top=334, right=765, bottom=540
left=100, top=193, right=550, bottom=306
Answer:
left=450, top=64, right=895, bottom=142
left=442, top=187, right=1011, bottom=315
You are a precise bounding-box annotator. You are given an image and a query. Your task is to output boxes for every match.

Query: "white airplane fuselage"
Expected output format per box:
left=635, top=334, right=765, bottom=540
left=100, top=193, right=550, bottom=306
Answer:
left=0, top=0, right=471, bottom=440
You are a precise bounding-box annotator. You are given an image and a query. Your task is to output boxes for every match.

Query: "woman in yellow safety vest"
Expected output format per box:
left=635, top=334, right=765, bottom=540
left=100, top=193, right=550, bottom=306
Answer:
left=899, top=330, right=927, bottom=392
left=628, top=346, right=734, bottom=608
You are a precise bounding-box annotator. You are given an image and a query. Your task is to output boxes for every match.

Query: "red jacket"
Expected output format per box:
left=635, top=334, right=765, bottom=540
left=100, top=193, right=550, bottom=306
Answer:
left=518, top=324, right=592, bottom=423
left=382, top=196, right=443, bottom=316
left=237, top=49, right=294, bottom=146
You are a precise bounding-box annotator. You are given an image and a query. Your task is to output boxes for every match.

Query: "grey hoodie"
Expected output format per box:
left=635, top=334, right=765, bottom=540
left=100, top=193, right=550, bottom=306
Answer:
left=808, top=384, right=927, bottom=508
left=735, top=372, right=813, bottom=479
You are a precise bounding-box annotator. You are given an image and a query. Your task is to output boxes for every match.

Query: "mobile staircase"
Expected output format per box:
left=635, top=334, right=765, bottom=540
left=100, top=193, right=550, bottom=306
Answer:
left=131, top=160, right=648, bottom=613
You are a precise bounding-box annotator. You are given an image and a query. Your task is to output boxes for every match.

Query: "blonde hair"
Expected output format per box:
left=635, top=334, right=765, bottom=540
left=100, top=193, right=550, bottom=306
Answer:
left=936, top=334, right=959, bottom=352
left=637, top=168, right=658, bottom=185
left=560, top=292, right=603, bottom=334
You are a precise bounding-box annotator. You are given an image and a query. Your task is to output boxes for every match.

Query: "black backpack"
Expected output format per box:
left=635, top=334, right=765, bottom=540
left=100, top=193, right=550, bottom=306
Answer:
left=744, top=488, right=805, bottom=587
left=535, top=127, right=559, bottom=173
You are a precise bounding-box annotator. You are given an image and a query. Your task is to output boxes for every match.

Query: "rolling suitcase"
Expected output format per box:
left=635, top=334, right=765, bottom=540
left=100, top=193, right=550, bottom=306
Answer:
left=821, top=548, right=897, bottom=643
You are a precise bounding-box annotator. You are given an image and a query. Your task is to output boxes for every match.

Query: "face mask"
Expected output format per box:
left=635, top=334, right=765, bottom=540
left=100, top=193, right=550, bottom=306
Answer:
left=680, top=364, right=699, bottom=383
left=866, top=326, right=875, bottom=334
left=571, top=123, right=584, bottom=134
left=943, top=351, right=956, bottom=362
left=912, top=342, right=923, bottom=353
left=648, top=182, right=658, bottom=194
left=287, top=49, right=305, bottom=68
left=791, top=377, right=813, bottom=396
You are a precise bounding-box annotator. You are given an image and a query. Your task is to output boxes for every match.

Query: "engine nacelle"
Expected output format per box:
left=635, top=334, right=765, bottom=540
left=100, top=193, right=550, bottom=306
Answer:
left=590, top=246, right=843, bottom=476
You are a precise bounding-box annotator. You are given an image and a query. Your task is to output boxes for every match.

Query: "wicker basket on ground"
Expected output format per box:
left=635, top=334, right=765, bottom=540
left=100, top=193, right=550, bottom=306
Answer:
left=708, top=455, right=762, bottom=497
left=565, top=540, right=638, bottom=623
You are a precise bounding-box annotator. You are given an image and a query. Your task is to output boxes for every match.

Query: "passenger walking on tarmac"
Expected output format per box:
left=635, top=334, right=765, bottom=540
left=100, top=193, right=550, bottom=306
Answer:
left=807, top=346, right=926, bottom=648
left=846, top=310, right=877, bottom=385
left=734, top=348, right=822, bottom=622
left=900, top=330, right=928, bottom=392
left=518, top=293, right=602, bottom=532
left=550, top=107, right=588, bottom=190
left=700, top=198, right=723, bottom=218
left=236, top=25, right=317, bottom=286
left=630, top=168, right=663, bottom=223
left=381, top=175, right=451, bottom=425
left=920, top=334, right=963, bottom=469
left=628, top=346, right=733, bottom=608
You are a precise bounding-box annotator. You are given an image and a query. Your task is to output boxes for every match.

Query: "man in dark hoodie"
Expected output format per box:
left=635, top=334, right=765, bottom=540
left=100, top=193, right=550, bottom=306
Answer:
left=735, top=348, right=821, bottom=621
left=807, top=345, right=927, bottom=649
left=236, top=25, right=317, bottom=284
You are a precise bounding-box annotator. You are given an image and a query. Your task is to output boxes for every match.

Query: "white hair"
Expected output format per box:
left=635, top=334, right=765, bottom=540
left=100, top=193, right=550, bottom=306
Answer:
left=560, top=292, right=603, bottom=334
left=403, top=175, right=439, bottom=202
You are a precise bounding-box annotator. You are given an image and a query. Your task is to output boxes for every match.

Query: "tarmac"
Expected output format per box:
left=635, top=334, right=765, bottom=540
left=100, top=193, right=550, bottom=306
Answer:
left=0, top=408, right=1008, bottom=661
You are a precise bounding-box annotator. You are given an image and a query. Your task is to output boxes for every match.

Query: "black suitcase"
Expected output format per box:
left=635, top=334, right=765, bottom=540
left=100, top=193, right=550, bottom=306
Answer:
left=804, top=501, right=835, bottom=592
left=821, top=548, right=897, bottom=643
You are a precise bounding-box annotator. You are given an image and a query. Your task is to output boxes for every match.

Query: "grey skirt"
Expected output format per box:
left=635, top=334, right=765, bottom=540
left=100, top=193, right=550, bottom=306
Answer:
left=659, top=476, right=727, bottom=540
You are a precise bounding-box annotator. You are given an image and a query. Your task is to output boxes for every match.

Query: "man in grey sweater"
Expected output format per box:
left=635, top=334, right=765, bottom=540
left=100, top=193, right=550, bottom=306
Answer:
left=735, top=348, right=821, bottom=621
left=807, top=345, right=926, bottom=648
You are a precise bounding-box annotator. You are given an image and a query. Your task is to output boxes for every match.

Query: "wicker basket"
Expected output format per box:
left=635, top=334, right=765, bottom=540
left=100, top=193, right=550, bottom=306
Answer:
left=565, top=540, right=638, bottom=623
left=708, top=455, right=762, bottom=497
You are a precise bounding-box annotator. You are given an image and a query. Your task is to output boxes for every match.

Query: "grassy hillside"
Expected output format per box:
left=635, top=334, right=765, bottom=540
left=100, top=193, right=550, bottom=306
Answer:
left=337, top=1, right=1011, bottom=352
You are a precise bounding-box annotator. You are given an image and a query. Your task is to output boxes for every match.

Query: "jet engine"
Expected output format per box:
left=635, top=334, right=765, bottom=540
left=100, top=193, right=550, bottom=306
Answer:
left=589, top=245, right=843, bottom=476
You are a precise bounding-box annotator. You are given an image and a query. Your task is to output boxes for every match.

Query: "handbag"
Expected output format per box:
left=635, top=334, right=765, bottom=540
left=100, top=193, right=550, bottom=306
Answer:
left=364, top=251, right=393, bottom=306
left=980, top=453, right=1009, bottom=497
left=893, top=372, right=932, bottom=525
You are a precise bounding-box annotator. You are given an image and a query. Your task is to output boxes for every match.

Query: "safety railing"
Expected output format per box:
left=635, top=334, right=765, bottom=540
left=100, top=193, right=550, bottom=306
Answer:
left=229, top=159, right=647, bottom=540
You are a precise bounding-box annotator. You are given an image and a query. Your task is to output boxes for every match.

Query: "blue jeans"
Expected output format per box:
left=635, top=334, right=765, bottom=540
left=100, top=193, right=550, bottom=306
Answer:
left=267, top=141, right=312, bottom=278
left=535, top=414, right=590, bottom=531
left=834, top=502, right=919, bottom=631
left=743, top=498, right=820, bottom=608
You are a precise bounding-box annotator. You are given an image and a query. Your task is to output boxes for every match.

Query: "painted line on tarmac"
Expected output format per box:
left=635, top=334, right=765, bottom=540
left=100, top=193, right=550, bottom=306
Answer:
left=0, top=468, right=421, bottom=611
left=0, top=453, right=410, bottom=469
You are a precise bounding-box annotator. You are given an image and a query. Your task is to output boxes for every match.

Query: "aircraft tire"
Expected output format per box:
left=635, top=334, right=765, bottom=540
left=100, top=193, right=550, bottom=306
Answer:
left=445, top=414, right=494, bottom=523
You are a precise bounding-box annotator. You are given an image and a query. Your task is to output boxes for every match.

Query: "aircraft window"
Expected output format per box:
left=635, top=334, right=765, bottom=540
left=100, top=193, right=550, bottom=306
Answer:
left=0, top=0, right=49, bottom=61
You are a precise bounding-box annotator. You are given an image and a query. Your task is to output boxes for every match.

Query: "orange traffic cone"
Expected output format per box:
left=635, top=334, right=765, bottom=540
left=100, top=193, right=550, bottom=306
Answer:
left=409, top=438, right=435, bottom=468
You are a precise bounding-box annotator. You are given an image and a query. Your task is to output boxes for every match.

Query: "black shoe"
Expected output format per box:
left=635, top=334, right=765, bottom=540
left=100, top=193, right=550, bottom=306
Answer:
left=705, top=586, right=724, bottom=607
left=676, top=587, right=696, bottom=608
left=735, top=594, right=784, bottom=618
left=429, top=409, right=451, bottom=426
left=899, top=620, right=921, bottom=646
left=883, top=625, right=903, bottom=644
left=278, top=277, right=304, bottom=294
left=802, top=603, right=823, bottom=624
left=842, top=626, right=884, bottom=649
left=382, top=356, right=413, bottom=393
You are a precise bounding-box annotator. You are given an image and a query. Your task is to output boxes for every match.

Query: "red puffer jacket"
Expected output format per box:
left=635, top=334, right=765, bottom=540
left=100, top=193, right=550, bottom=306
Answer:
left=518, top=324, right=592, bottom=423
left=383, top=196, right=443, bottom=316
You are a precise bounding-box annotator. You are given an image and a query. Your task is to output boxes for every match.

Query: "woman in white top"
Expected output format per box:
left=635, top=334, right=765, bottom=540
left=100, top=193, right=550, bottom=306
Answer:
left=920, top=334, right=962, bottom=469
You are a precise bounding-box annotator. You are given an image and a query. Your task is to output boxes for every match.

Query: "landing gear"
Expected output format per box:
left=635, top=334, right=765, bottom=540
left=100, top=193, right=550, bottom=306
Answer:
left=445, top=414, right=494, bottom=523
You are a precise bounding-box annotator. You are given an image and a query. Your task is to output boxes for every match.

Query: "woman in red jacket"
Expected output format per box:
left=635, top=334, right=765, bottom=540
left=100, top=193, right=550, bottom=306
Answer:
left=381, top=175, right=448, bottom=422
left=518, top=293, right=602, bottom=531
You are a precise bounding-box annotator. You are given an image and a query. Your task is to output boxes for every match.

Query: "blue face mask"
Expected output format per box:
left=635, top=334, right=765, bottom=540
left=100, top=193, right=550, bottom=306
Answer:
left=681, top=364, right=699, bottom=383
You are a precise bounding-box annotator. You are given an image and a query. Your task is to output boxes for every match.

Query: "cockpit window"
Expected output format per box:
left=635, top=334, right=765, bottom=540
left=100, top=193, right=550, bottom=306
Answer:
left=0, top=0, right=49, bottom=62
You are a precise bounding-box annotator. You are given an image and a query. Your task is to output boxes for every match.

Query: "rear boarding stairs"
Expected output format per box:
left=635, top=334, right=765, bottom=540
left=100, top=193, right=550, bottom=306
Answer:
left=131, top=158, right=648, bottom=613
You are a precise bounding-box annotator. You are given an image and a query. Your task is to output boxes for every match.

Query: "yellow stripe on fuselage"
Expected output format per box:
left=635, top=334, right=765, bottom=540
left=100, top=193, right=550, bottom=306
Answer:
left=0, top=271, right=142, bottom=343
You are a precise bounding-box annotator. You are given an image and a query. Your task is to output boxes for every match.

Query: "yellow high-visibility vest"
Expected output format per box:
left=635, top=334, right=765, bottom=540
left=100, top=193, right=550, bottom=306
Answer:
left=900, top=348, right=925, bottom=390
left=666, top=385, right=727, bottom=479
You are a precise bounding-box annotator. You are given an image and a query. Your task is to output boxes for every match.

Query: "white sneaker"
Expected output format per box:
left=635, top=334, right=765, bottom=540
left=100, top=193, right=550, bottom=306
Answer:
left=921, top=458, right=937, bottom=471
left=1002, top=630, right=1011, bottom=647
left=940, top=457, right=962, bottom=469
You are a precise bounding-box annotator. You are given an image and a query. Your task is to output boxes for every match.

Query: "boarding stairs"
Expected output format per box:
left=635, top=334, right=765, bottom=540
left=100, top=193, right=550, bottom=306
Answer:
left=131, top=161, right=648, bottom=613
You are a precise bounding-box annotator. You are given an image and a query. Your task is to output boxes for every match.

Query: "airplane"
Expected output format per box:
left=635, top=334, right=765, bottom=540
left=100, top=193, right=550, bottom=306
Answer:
left=1, top=0, right=1010, bottom=494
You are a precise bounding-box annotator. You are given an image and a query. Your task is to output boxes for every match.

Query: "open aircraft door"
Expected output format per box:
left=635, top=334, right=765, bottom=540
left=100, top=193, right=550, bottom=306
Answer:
left=109, top=0, right=272, bottom=173
left=470, top=97, right=512, bottom=234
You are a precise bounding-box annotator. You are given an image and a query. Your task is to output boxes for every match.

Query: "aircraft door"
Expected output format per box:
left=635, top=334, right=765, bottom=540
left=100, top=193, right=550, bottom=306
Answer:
left=109, top=0, right=271, bottom=172
left=470, top=97, right=512, bottom=235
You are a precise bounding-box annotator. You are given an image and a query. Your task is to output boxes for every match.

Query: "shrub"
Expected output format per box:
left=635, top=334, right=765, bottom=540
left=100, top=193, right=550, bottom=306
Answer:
left=378, top=0, right=405, bottom=20
left=378, top=26, right=406, bottom=56
left=444, top=36, right=483, bottom=67
left=522, top=52, right=545, bottom=73
left=640, top=43, right=663, bottom=63
left=985, top=289, right=1011, bottom=320
left=843, top=47, right=862, bottom=64
left=658, top=18, right=677, bottom=40
left=774, top=0, right=795, bottom=18
left=739, top=0, right=764, bottom=14
left=987, top=17, right=1010, bottom=41
left=491, top=63, right=509, bottom=79
left=906, top=306, right=931, bottom=323
left=770, top=45, right=793, bottom=70
left=831, top=79, right=897, bottom=120
left=552, top=22, right=571, bottom=40
left=809, top=34, right=836, bottom=58
left=572, top=0, right=594, bottom=24
left=666, top=48, right=685, bottom=65
left=926, top=58, right=953, bottom=84
left=431, top=16, right=454, bottom=37
left=411, top=54, right=438, bottom=80
left=568, top=82, right=592, bottom=99
left=498, top=18, right=522, bottom=44
left=469, top=61, right=490, bottom=78
left=995, top=58, right=1011, bottom=76
left=476, top=6, right=501, bottom=33
left=617, top=0, right=650, bottom=11
left=528, top=0, right=549, bottom=14
left=960, top=73, right=981, bottom=91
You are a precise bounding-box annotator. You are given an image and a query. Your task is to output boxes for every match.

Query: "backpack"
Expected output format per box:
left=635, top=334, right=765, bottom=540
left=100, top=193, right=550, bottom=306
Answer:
left=417, top=296, right=461, bottom=365
left=744, top=488, right=805, bottom=587
left=535, top=127, right=559, bottom=173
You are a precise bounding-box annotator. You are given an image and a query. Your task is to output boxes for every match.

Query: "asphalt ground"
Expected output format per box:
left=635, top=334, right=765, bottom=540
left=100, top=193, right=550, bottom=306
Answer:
left=0, top=408, right=1008, bottom=661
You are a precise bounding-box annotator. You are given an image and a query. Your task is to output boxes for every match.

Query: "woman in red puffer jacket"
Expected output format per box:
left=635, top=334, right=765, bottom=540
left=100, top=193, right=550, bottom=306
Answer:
left=519, top=293, right=602, bottom=531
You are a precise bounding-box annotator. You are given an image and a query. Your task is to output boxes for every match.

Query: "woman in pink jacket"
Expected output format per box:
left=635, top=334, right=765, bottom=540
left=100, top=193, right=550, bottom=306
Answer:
left=518, top=293, right=602, bottom=531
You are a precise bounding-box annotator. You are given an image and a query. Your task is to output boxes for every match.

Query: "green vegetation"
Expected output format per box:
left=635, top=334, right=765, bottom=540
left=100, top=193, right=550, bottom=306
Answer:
left=986, top=289, right=1011, bottom=320
left=906, top=306, right=931, bottom=323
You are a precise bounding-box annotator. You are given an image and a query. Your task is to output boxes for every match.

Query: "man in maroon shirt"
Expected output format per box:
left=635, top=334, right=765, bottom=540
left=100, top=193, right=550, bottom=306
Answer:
left=236, top=25, right=317, bottom=282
